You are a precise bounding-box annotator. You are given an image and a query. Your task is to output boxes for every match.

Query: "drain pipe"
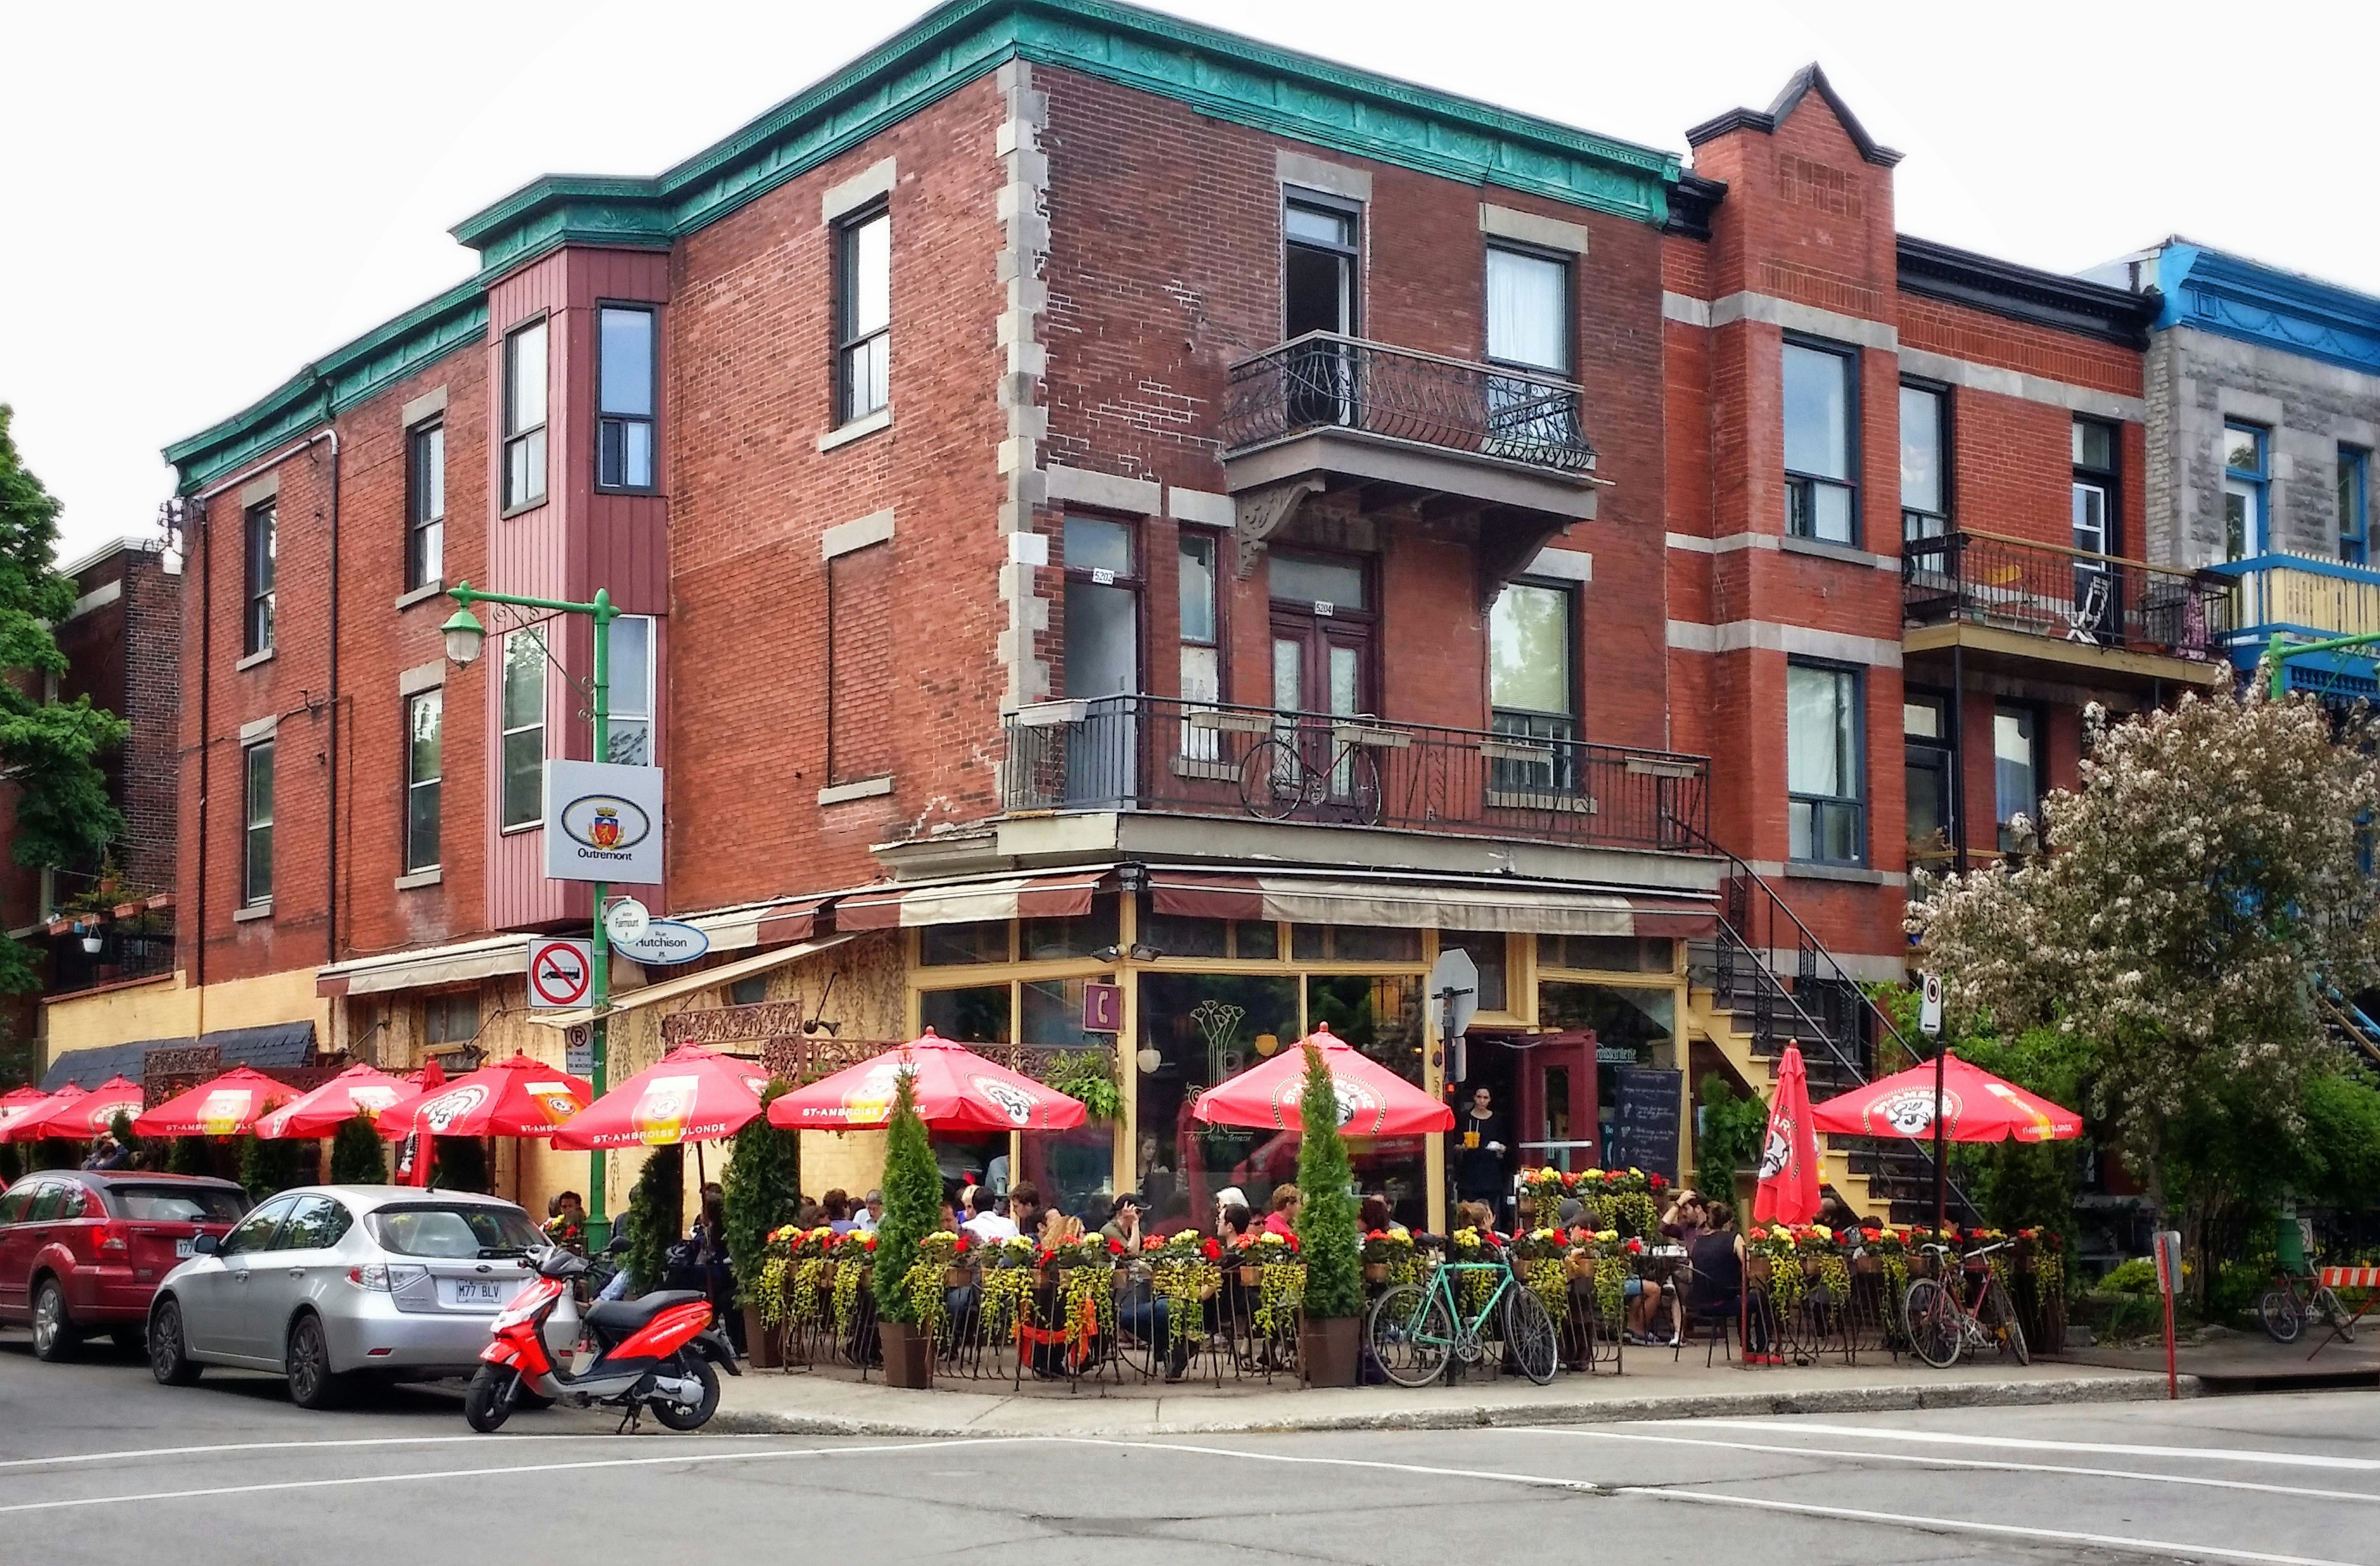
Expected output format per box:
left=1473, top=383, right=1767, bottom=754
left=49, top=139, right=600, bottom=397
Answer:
left=313, top=376, right=342, bottom=969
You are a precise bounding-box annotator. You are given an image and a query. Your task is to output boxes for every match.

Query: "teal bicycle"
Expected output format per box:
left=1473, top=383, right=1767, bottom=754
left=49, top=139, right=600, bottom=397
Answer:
left=1366, top=1248, right=1559, bottom=1387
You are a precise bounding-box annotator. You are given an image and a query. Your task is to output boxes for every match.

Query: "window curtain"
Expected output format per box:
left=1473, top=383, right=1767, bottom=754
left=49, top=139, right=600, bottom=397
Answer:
left=1486, top=248, right=1566, bottom=372
left=1787, top=665, right=1852, bottom=797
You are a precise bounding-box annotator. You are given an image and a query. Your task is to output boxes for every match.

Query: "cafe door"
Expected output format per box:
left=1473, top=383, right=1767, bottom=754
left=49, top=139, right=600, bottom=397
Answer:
left=1511, top=1029, right=1598, bottom=1177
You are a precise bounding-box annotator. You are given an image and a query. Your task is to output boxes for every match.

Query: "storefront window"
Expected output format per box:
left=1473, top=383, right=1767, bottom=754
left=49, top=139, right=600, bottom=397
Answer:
left=1020, top=976, right=1117, bottom=1224
left=1538, top=935, right=1673, bottom=973
left=1436, top=932, right=1508, bottom=1012
left=1136, top=973, right=1300, bottom=1226
left=1539, top=982, right=1675, bottom=1171
left=920, top=921, right=1010, bottom=966
left=918, top=983, right=1012, bottom=1042
left=1291, top=924, right=1422, bottom=962
left=1309, top=973, right=1428, bottom=1227
left=1140, top=903, right=1282, bottom=961
left=1020, top=894, right=1120, bottom=961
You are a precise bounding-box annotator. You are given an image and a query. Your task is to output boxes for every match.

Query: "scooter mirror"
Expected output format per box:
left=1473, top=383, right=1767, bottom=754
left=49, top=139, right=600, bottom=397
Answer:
left=608, top=1232, right=632, bottom=1255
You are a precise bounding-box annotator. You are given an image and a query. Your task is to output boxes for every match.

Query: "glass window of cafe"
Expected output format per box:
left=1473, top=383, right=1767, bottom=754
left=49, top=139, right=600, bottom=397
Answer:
left=1537, top=935, right=1679, bottom=1174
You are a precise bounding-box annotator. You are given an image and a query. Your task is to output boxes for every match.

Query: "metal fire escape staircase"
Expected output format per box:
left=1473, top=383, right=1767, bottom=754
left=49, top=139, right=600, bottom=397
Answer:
left=1672, top=823, right=1979, bottom=1226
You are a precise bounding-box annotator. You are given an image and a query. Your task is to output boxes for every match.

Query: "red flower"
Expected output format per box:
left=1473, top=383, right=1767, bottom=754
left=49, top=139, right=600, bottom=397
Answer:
left=1142, top=1234, right=1163, bottom=1252
left=1202, top=1237, right=1222, bottom=1261
left=953, top=1234, right=970, bottom=1253
left=1106, top=1237, right=1125, bottom=1255
left=1285, top=1234, right=1301, bottom=1253
left=1648, top=1173, right=1667, bottom=1191
left=1625, top=1237, right=1645, bottom=1254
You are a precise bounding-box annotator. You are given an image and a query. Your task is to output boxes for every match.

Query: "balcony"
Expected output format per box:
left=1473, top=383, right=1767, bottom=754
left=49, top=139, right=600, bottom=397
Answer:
left=1218, top=334, right=1607, bottom=609
left=2205, top=552, right=2380, bottom=695
left=47, top=921, right=175, bottom=997
left=1901, top=530, right=2232, bottom=688
left=1001, top=695, right=1708, bottom=854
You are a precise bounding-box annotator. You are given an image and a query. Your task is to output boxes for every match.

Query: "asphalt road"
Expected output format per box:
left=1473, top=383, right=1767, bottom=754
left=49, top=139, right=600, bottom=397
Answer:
left=5, top=1331, right=2379, bottom=1565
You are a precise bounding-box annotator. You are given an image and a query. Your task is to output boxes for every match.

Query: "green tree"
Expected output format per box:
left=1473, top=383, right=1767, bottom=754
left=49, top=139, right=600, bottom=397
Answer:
left=0, top=406, right=130, bottom=999
left=1291, top=1042, right=1363, bottom=1320
left=236, top=1133, right=295, bottom=1200
left=30, top=1136, right=74, bottom=1171
left=167, top=1136, right=208, bottom=1176
left=432, top=1135, right=489, bottom=1193
left=721, top=1080, right=800, bottom=1305
left=622, top=1145, right=684, bottom=1295
left=871, top=1068, right=940, bottom=1326
left=108, top=1108, right=139, bottom=1165
left=328, top=1115, right=387, bottom=1184
left=1694, top=1073, right=1768, bottom=1203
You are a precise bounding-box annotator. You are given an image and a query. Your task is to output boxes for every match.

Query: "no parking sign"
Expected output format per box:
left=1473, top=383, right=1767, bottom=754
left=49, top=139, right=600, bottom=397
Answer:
left=527, top=937, right=594, bottom=1010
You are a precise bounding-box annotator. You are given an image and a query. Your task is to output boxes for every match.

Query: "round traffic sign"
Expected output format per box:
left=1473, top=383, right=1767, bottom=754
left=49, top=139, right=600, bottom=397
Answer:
left=529, top=939, right=593, bottom=1008
left=604, top=897, right=652, bottom=945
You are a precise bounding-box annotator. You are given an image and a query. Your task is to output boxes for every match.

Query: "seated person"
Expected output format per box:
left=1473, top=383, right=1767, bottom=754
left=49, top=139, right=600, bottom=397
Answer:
left=1264, top=1184, right=1302, bottom=1239
left=962, top=1184, right=1019, bottom=1243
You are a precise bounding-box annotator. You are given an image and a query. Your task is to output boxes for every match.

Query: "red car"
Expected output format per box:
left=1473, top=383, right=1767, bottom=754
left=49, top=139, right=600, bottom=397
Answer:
left=0, top=1170, right=250, bottom=1361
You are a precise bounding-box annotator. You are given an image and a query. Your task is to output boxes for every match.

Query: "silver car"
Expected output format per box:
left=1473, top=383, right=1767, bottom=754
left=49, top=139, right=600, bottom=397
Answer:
left=146, top=1185, right=544, bottom=1409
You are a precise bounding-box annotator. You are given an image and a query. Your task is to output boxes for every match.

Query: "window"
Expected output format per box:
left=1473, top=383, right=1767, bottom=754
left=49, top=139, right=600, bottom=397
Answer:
left=728, top=976, right=769, bottom=1006
left=835, top=206, right=890, bottom=424
left=1485, top=245, right=1576, bottom=450
left=1489, top=580, right=1577, bottom=792
left=1786, top=661, right=1862, bottom=863
left=2223, top=423, right=2267, bottom=561
left=1784, top=342, right=1857, bottom=543
left=500, top=628, right=547, bottom=830
left=597, top=306, right=657, bottom=491
left=243, top=501, right=276, bottom=656
left=1179, top=532, right=1221, bottom=759
left=503, top=319, right=548, bottom=510
left=242, top=739, right=274, bottom=905
left=405, top=420, right=444, bottom=590
left=1904, top=693, right=1954, bottom=863
left=2341, top=447, right=2370, bottom=566
left=1061, top=518, right=1140, bottom=804
left=404, top=688, right=441, bottom=874
left=2072, top=419, right=2119, bottom=639
left=1284, top=194, right=1360, bottom=428
left=280, top=1195, right=355, bottom=1251
left=1994, top=706, right=2041, bottom=852
left=219, top=1197, right=293, bottom=1257
left=605, top=615, right=656, bottom=765
left=424, top=989, right=479, bottom=1046
left=1900, top=384, right=1947, bottom=540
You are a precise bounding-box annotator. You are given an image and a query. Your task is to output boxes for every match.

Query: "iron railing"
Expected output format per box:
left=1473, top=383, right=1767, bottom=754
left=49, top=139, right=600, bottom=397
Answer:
left=1220, top=332, right=1597, bottom=476
left=1003, top=695, right=1707, bottom=852
left=48, top=924, right=175, bottom=997
left=1902, top=529, right=2230, bottom=660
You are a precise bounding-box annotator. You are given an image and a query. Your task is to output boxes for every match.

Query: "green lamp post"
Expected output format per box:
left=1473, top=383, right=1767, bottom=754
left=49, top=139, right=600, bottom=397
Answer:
left=2266, top=630, right=2380, bottom=700
left=441, top=581, right=624, bottom=1248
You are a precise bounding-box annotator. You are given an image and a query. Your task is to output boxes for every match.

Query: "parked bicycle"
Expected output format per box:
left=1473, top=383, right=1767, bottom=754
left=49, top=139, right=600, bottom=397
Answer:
left=1237, top=722, right=1384, bottom=826
left=2257, top=1270, right=2356, bottom=1345
left=1901, top=1241, right=2028, bottom=1369
left=1366, top=1243, right=1558, bottom=1387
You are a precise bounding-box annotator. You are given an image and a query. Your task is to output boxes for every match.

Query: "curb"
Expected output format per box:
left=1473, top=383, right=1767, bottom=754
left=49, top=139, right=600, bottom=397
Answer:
left=710, top=1372, right=2200, bottom=1440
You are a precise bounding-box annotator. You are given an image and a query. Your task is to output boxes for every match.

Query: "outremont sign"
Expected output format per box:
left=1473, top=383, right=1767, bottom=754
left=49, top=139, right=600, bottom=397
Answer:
left=543, top=759, right=663, bottom=885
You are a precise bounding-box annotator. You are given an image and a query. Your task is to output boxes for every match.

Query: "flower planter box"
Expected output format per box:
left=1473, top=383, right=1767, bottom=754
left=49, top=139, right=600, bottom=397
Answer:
left=1238, top=1264, right=1263, bottom=1287
left=1299, top=1315, right=1360, bottom=1387
left=1362, top=1263, right=1389, bottom=1285
left=878, top=1319, right=932, bottom=1388
left=742, top=1304, right=781, bottom=1370
left=944, top=1266, right=972, bottom=1288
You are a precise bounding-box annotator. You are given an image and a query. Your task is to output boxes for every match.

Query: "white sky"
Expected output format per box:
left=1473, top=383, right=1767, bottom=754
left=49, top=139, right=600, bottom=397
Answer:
left=5, top=0, right=2375, bottom=566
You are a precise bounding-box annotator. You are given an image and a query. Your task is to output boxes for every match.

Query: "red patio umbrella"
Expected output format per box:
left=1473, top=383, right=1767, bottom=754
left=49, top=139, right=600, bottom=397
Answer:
left=1810, top=1053, right=2082, bottom=1144
left=1753, top=1044, right=1821, bottom=1226
left=12, top=1077, right=144, bottom=1142
left=254, top=1062, right=415, bottom=1140
left=767, top=1029, right=1086, bottom=1133
left=553, top=1045, right=774, bottom=1150
left=133, top=1066, right=288, bottom=1138
left=1191, top=1024, right=1455, bottom=1136
left=0, top=1086, right=55, bottom=1143
left=376, top=1053, right=590, bottom=1140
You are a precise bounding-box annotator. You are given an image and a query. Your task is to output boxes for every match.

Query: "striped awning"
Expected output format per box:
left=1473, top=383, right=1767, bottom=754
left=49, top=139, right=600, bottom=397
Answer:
left=833, top=869, right=1114, bottom=931
left=1143, top=868, right=1715, bottom=938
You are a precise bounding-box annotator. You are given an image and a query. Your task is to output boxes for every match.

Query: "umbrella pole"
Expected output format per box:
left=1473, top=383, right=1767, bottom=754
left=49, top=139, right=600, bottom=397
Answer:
left=1933, top=1038, right=1949, bottom=1236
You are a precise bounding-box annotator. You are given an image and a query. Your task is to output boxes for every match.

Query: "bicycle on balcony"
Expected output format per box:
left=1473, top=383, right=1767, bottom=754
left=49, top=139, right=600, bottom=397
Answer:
left=1236, top=720, right=1383, bottom=827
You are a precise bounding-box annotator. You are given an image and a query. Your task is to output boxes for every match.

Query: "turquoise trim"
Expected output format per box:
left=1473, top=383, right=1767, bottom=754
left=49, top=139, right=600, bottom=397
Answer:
left=2201, top=552, right=2380, bottom=589
left=174, top=0, right=1680, bottom=491
left=2152, top=242, right=2380, bottom=379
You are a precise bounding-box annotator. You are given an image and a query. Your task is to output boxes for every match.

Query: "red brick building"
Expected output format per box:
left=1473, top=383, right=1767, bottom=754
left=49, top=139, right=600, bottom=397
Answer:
left=155, top=2, right=2205, bottom=1226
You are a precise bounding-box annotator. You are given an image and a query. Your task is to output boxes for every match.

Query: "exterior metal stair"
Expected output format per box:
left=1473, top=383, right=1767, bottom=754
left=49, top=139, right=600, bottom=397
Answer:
left=1671, top=822, right=1979, bottom=1227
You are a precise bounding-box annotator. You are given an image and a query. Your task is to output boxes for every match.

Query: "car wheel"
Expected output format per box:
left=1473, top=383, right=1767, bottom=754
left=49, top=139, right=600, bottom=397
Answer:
left=31, top=1278, right=79, bottom=1364
left=285, top=1315, right=345, bottom=1410
left=149, top=1298, right=202, bottom=1386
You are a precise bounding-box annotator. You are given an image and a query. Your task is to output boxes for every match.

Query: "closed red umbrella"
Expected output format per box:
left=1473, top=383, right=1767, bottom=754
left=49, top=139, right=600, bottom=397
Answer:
left=376, top=1053, right=590, bottom=1140
left=0, top=1086, right=55, bottom=1143
left=768, top=1029, right=1086, bottom=1133
left=133, top=1066, right=287, bottom=1138
left=13, top=1077, right=144, bottom=1142
left=1753, top=1044, right=1821, bottom=1226
left=1191, top=1024, right=1453, bottom=1136
left=554, top=1045, right=773, bottom=1150
left=254, top=1063, right=415, bottom=1140
left=1810, top=1053, right=2082, bottom=1143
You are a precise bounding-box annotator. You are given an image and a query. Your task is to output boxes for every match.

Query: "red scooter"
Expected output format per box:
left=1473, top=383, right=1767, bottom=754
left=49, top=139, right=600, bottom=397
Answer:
left=465, top=1241, right=739, bottom=1433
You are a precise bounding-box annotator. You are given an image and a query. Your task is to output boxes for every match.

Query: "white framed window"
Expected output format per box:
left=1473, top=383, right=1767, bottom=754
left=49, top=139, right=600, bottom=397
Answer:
left=500, top=627, right=547, bottom=829
left=606, top=615, right=656, bottom=765
left=405, top=688, right=442, bottom=874
left=1784, top=341, right=1857, bottom=543
left=1787, top=661, right=1863, bottom=864
left=503, top=318, right=548, bottom=510
left=242, top=740, right=274, bottom=904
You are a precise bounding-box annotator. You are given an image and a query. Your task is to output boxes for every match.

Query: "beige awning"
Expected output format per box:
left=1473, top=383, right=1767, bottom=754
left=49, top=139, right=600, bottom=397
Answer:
left=1144, top=869, right=1716, bottom=936
left=317, top=932, right=531, bottom=997
left=526, top=935, right=851, bottom=1029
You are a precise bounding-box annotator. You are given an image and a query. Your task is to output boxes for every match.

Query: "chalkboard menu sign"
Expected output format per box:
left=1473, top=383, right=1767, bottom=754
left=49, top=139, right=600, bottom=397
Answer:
left=1607, top=1067, right=1682, bottom=1184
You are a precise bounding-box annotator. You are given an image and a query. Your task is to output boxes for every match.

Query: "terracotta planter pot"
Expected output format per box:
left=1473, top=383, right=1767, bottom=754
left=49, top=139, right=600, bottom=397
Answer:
left=1299, top=1315, right=1360, bottom=1387
left=1852, top=1255, right=1882, bottom=1275
left=1238, top=1264, right=1263, bottom=1286
left=1746, top=1255, right=1773, bottom=1283
left=878, top=1319, right=933, bottom=1388
left=1362, top=1262, right=1388, bottom=1285
left=944, top=1266, right=972, bottom=1288
left=741, top=1304, right=781, bottom=1370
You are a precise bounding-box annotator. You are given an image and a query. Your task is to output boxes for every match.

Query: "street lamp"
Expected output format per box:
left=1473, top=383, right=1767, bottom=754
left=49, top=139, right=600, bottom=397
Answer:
left=442, top=579, right=623, bottom=1247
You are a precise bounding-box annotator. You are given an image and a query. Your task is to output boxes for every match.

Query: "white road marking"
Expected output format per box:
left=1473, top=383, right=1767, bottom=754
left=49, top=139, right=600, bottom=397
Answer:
left=1673, top=1419, right=2380, bottom=1472
left=1495, top=1425, right=2380, bottom=1507
left=0, top=1433, right=763, bottom=1473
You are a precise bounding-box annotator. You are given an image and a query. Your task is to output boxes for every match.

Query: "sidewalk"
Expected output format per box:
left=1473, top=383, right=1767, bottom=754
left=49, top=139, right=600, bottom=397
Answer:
left=711, top=1355, right=2190, bottom=1438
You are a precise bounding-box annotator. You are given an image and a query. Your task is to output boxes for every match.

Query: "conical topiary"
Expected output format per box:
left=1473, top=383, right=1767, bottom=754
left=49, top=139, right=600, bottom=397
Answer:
left=622, top=1145, right=684, bottom=1296
left=722, top=1079, right=800, bottom=1305
left=871, top=1068, right=940, bottom=1326
left=1292, top=1041, right=1364, bottom=1321
left=329, top=1113, right=387, bottom=1183
left=237, top=1133, right=295, bottom=1200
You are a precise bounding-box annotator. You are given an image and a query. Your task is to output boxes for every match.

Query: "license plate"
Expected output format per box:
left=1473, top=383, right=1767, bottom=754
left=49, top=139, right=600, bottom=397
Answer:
left=175, top=1239, right=194, bottom=1258
left=442, top=1278, right=508, bottom=1308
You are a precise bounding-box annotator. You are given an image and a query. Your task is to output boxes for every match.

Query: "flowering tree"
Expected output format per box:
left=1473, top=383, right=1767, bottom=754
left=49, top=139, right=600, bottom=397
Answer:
left=1911, top=688, right=2380, bottom=1236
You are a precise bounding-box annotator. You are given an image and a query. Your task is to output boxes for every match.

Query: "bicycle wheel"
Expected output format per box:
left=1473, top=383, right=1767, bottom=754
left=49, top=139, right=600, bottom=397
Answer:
left=1368, top=1283, right=1453, bottom=1388
left=1501, top=1286, right=1560, bottom=1386
left=2257, top=1288, right=2304, bottom=1344
left=1238, top=738, right=1307, bottom=821
left=1902, top=1278, right=1962, bottom=1369
left=1980, top=1278, right=2029, bottom=1366
left=2315, top=1288, right=2356, bottom=1343
left=1340, top=748, right=1383, bottom=827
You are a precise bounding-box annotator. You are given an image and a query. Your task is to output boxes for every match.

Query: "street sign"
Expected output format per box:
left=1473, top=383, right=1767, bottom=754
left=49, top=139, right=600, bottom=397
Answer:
left=604, top=897, right=651, bottom=945
left=543, top=760, right=664, bottom=884
left=611, top=920, right=710, bottom=966
left=527, top=937, right=594, bottom=1010
left=1919, top=973, right=1944, bottom=1038
left=565, top=1025, right=595, bottom=1077
left=1428, top=947, right=1479, bottom=1041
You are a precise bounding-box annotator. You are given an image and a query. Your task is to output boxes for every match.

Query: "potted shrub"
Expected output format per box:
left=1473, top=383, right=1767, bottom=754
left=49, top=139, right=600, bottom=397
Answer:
left=1290, top=1042, right=1364, bottom=1387
left=869, top=1068, right=939, bottom=1388
left=722, top=1079, right=801, bottom=1369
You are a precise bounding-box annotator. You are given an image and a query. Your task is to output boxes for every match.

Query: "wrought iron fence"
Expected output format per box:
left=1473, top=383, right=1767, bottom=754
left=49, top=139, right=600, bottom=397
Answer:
left=1221, top=332, right=1598, bottom=476
left=1901, top=529, right=2230, bottom=659
left=50, top=924, right=175, bottom=997
left=1003, top=695, right=1708, bottom=852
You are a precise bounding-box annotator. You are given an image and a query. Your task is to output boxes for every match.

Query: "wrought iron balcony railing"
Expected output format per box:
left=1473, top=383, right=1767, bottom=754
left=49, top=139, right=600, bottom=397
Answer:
left=1219, top=332, right=1597, bottom=477
left=1002, top=695, right=1707, bottom=853
left=48, top=924, right=175, bottom=997
left=1901, top=529, right=2230, bottom=660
